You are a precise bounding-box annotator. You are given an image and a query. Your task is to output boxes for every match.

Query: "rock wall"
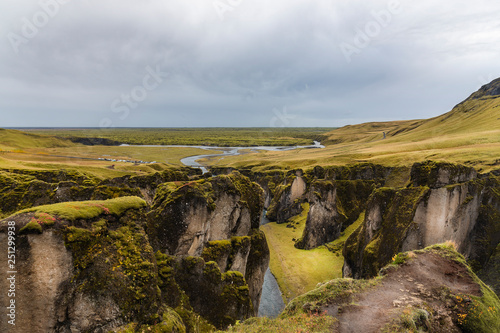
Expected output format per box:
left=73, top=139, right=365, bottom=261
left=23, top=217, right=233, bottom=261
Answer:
left=296, top=180, right=374, bottom=249
left=0, top=170, right=270, bottom=331
left=148, top=171, right=269, bottom=317
left=343, top=162, right=500, bottom=281
left=0, top=168, right=195, bottom=217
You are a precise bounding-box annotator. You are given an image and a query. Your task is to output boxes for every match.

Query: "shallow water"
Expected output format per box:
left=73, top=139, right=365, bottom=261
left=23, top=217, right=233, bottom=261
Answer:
left=258, top=268, right=285, bottom=318
left=258, top=211, right=285, bottom=318
left=177, top=141, right=324, bottom=173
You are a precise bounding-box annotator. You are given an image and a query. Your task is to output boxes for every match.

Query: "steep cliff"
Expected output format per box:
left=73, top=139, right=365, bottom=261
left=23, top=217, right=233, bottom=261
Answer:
left=0, top=170, right=271, bottom=331
left=343, top=161, right=500, bottom=282
left=0, top=168, right=196, bottom=217
left=0, top=197, right=160, bottom=333
left=295, top=180, right=374, bottom=250
left=148, top=171, right=269, bottom=319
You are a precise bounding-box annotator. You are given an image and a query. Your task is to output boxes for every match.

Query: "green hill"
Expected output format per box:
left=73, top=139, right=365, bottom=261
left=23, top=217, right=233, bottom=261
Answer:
left=0, top=128, right=76, bottom=150
left=325, top=78, right=500, bottom=144
left=213, top=78, right=500, bottom=172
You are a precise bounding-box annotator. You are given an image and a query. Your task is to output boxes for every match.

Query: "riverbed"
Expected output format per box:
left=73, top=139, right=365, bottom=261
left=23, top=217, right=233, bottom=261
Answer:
left=178, top=141, right=325, bottom=173
left=258, top=211, right=286, bottom=317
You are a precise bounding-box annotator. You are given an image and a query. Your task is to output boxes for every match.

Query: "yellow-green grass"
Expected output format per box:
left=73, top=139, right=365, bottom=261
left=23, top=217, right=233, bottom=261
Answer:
left=0, top=128, right=75, bottom=150
left=261, top=203, right=342, bottom=303
left=0, top=145, right=223, bottom=179
left=0, top=153, right=149, bottom=179
left=8, top=196, right=146, bottom=221
left=23, top=127, right=331, bottom=147
left=210, top=97, right=500, bottom=173
left=223, top=311, right=336, bottom=333
left=39, top=145, right=223, bottom=166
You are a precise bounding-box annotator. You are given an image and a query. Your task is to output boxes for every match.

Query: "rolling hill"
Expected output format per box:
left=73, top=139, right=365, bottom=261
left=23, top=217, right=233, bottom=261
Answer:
left=214, top=78, right=500, bottom=172
left=0, top=128, right=76, bottom=150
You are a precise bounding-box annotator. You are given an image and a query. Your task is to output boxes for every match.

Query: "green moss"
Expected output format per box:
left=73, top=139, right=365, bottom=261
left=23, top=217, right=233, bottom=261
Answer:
left=62, top=211, right=160, bottom=324
left=343, top=186, right=429, bottom=278
left=284, top=278, right=379, bottom=316
left=202, top=240, right=232, bottom=270
left=19, top=219, right=42, bottom=234
left=415, top=244, right=500, bottom=332
left=13, top=196, right=146, bottom=221
left=116, top=307, right=187, bottom=333
left=224, top=312, right=337, bottom=333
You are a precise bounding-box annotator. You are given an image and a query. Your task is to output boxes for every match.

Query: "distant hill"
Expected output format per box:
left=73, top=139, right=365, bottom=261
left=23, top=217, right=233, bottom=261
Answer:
left=215, top=78, right=500, bottom=172
left=0, top=128, right=76, bottom=150
left=325, top=78, right=500, bottom=145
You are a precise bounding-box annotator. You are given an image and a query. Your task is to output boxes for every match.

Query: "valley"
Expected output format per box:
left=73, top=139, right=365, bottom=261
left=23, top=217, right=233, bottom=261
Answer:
left=0, top=79, right=499, bottom=332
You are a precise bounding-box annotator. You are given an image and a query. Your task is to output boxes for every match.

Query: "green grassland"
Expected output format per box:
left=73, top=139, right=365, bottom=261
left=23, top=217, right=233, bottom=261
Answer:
left=261, top=204, right=344, bottom=302
left=0, top=128, right=75, bottom=150
left=209, top=95, right=500, bottom=173
left=11, top=196, right=147, bottom=222
left=22, top=127, right=332, bottom=147
left=0, top=128, right=226, bottom=178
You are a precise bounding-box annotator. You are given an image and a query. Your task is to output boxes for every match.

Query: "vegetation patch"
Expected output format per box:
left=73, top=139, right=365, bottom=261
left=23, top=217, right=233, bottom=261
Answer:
left=62, top=210, right=161, bottom=324
left=13, top=196, right=146, bottom=221
left=261, top=203, right=342, bottom=302
left=223, top=311, right=336, bottom=333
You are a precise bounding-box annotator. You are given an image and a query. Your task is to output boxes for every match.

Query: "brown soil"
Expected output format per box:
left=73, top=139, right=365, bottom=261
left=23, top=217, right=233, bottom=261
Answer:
left=325, top=252, right=481, bottom=333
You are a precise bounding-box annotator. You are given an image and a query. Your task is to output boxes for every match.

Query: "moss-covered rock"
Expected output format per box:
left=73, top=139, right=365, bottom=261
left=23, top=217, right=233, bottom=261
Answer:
left=296, top=179, right=374, bottom=249
left=155, top=254, right=253, bottom=330
left=148, top=172, right=264, bottom=256
left=343, top=186, right=429, bottom=278
left=410, top=160, right=477, bottom=188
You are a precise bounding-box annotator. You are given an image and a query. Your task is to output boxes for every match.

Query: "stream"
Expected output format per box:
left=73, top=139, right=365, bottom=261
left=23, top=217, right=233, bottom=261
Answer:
left=258, top=211, right=285, bottom=318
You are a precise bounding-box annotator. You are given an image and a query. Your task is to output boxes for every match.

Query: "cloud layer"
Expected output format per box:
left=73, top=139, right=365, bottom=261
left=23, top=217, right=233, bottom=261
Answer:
left=1, top=0, right=500, bottom=127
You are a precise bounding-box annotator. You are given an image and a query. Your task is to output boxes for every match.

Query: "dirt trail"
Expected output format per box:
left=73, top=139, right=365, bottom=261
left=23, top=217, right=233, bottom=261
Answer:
left=325, top=253, right=481, bottom=333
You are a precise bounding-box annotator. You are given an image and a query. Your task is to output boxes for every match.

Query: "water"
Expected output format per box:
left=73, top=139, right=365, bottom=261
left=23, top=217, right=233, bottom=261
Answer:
left=162, top=143, right=310, bottom=316
left=258, top=268, right=285, bottom=318
left=121, top=142, right=324, bottom=173
left=258, top=210, right=285, bottom=318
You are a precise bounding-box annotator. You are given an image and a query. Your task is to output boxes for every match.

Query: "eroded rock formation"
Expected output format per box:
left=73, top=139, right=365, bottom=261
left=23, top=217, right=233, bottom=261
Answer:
left=343, top=162, right=500, bottom=283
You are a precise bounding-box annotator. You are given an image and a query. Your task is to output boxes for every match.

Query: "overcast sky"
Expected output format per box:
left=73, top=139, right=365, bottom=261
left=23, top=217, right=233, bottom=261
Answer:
left=1, top=0, right=500, bottom=128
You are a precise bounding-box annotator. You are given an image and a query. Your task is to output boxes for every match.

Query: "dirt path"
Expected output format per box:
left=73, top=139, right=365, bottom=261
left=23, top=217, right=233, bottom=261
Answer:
left=324, top=252, right=481, bottom=333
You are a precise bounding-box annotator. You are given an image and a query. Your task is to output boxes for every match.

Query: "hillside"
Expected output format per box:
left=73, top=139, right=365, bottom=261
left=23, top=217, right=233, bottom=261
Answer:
left=212, top=78, right=500, bottom=172
left=226, top=244, right=500, bottom=333
left=324, top=78, right=500, bottom=144
left=0, top=128, right=76, bottom=150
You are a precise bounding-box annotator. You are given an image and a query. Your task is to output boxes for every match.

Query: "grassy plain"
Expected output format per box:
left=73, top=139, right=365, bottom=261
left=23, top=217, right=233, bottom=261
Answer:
left=21, top=127, right=332, bottom=147
left=0, top=129, right=224, bottom=178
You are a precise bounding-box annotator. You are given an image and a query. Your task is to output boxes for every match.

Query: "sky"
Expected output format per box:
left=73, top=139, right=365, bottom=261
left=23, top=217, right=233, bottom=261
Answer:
left=1, top=0, right=500, bottom=128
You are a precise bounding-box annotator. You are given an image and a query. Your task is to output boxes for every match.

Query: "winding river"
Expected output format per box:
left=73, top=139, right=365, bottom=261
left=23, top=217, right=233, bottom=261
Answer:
left=179, top=141, right=325, bottom=173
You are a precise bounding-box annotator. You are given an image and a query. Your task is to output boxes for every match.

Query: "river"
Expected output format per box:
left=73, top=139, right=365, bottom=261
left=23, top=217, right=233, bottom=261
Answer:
left=258, top=211, right=286, bottom=318
left=178, top=141, right=324, bottom=173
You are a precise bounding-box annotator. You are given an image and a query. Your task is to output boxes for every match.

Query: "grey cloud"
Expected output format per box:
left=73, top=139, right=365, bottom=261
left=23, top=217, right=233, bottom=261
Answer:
left=1, top=0, right=500, bottom=127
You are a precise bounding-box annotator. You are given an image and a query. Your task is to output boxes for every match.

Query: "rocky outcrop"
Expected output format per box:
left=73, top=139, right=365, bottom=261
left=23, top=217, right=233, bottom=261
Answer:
left=295, top=180, right=374, bottom=249
left=0, top=168, right=196, bottom=217
left=148, top=172, right=264, bottom=256
left=0, top=170, right=271, bottom=331
left=0, top=197, right=160, bottom=333
left=148, top=172, right=270, bottom=318
left=280, top=244, right=500, bottom=333
left=266, top=170, right=307, bottom=223
left=343, top=162, right=500, bottom=281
